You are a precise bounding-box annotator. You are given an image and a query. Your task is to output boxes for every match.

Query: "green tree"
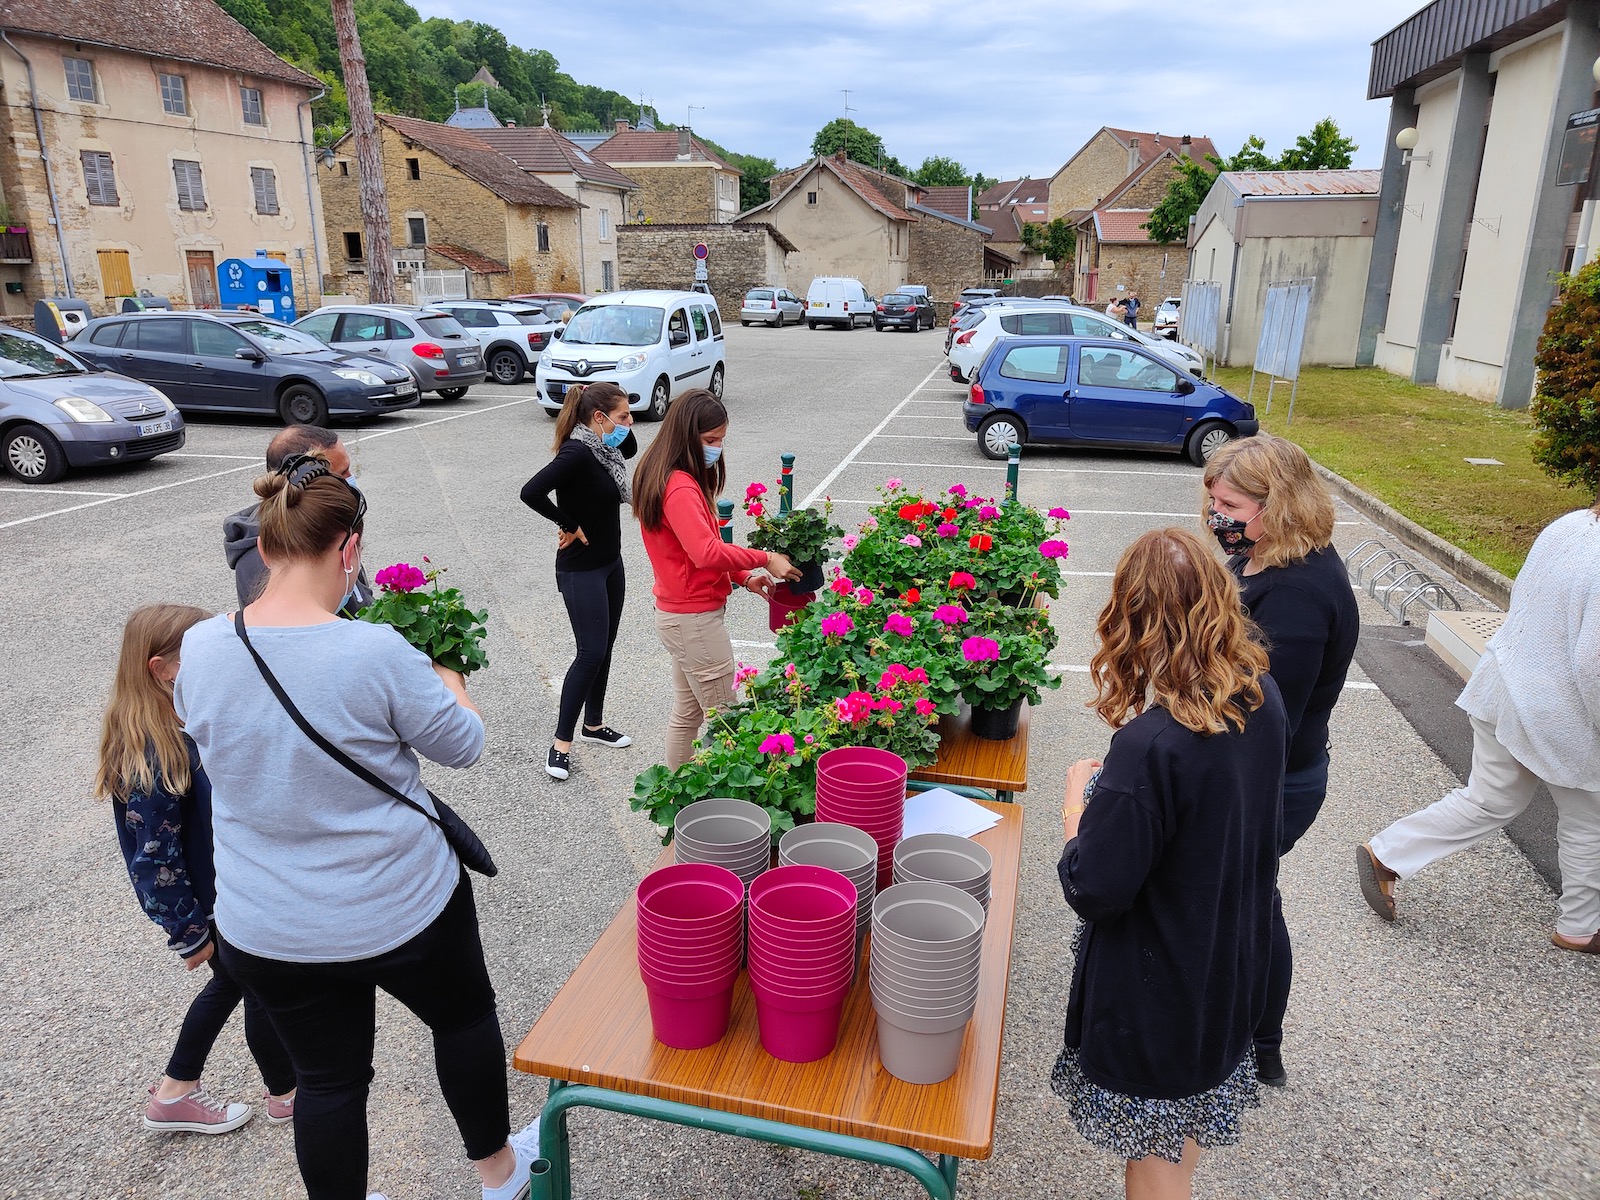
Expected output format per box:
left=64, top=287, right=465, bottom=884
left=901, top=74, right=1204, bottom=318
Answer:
left=1531, top=261, right=1600, bottom=494
left=1019, top=218, right=1075, bottom=263
left=809, top=118, right=909, bottom=177
left=1278, top=116, right=1358, bottom=170
left=913, top=155, right=969, bottom=187
left=1143, top=154, right=1224, bottom=244
left=700, top=137, right=778, bottom=213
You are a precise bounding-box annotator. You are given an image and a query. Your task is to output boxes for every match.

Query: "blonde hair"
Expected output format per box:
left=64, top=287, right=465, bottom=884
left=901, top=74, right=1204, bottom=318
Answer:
left=95, top=604, right=211, bottom=802
left=254, top=452, right=362, bottom=564
left=1201, top=433, right=1334, bottom=569
left=1090, top=528, right=1269, bottom=735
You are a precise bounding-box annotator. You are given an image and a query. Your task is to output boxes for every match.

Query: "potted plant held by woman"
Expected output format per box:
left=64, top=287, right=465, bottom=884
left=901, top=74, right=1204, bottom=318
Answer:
left=743, top=482, right=843, bottom=630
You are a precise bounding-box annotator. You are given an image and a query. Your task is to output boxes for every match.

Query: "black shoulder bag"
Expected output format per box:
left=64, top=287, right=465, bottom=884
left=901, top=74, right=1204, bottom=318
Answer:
left=232, top=610, right=498, bottom=877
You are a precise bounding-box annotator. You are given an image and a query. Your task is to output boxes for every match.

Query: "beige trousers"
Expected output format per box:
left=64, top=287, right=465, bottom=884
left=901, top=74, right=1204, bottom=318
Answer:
left=654, top=605, right=737, bottom=769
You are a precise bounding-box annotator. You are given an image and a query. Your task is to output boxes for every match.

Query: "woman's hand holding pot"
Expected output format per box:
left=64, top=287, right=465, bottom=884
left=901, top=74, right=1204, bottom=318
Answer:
left=766, top=551, right=800, bottom=581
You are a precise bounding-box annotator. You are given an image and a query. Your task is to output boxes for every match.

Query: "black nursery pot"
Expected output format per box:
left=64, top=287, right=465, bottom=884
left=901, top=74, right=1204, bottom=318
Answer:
left=969, top=698, right=1023, bottom=741
left=792, top=560, right=825, bottom=593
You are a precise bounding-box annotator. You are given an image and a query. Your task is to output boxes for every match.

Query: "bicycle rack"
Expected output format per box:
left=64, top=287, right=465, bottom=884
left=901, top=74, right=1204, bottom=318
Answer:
left=1343, top=538, right=1462, bottom=625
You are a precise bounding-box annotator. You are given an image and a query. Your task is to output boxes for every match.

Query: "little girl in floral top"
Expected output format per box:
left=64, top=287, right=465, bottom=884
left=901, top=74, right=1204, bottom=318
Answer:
left=96, top=604, right=295, bottom=1134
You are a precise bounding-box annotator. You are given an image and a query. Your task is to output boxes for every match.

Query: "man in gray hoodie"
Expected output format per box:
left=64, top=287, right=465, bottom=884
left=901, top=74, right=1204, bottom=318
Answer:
left=223, top=426, right=372, bottom=612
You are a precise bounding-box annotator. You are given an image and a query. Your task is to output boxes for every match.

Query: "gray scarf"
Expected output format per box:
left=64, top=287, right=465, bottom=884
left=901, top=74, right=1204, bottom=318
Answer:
left=571, top=424, right=631, bottom=502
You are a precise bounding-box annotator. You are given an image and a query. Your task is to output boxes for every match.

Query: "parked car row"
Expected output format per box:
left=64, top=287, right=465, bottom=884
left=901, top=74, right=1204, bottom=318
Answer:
left=947, top=301, right=1204, bottom=383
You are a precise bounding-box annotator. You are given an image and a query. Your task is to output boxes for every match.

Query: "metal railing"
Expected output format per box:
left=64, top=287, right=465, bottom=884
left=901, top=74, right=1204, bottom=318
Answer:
left=1344, top=538, right=1462, bottom=624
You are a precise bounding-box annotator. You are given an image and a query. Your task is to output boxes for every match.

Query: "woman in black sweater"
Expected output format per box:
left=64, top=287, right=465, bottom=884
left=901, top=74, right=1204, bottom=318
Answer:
left=1056, top=528, right=1285, bottom=1199
left=1202, top=433, right=1359, bottom=1087
left=521, top=382, right=638, bottom=781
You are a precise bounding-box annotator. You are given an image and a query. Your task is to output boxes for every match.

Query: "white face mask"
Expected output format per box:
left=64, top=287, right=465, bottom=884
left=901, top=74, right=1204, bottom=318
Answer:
left=345, top=475, right=360, bottom=493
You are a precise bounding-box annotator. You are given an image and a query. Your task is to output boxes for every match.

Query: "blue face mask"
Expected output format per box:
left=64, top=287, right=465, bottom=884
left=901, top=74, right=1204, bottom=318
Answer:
left=703, top=444, right=722, bottom=466
left=601, top=422, right=630, bottom=449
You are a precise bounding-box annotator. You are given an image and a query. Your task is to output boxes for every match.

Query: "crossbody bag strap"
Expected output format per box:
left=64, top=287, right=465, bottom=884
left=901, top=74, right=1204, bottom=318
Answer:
left=231, top=610, right=441, bottom=829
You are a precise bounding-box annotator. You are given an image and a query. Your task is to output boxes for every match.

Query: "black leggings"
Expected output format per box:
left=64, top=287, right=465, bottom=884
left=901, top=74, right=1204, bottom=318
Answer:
left=166, top=925, right=295, bottom=1094
left=1255, top=753, right=1331, bottom=1055
left=219, top=874, right=509, bottom=1200
left=555, top=558, right=626, bottom=742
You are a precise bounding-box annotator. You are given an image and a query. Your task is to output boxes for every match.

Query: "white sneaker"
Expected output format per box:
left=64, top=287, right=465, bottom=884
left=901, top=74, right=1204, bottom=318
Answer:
left=482, top=1140, right=534, bottom=1200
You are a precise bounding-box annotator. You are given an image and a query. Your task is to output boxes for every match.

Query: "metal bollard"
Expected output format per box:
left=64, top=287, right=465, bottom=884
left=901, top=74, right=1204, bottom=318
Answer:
left=717, top=498, right=734, bottom=544
left=1004, top=443, right=1021, bottom=504
left=780, top=452, right=795, bottom=516
left=527, top=1158, right=554, bottom=1200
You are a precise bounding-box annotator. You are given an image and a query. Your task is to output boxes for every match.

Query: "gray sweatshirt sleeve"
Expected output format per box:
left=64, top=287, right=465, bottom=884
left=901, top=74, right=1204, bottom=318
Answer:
left=381, top=630, right=485, bottom=768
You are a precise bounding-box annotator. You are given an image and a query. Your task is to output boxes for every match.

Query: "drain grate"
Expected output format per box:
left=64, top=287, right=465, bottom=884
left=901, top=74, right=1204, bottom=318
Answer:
left=1344, top=538, right=1462, bottom=625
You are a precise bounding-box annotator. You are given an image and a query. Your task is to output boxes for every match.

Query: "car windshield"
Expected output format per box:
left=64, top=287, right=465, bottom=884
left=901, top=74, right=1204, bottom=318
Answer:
left=0, top=330, right=89, bottom=377
left=509, top=310, right=550, bottom=325
left=883, top=294, right=912, bottom=304
left=229, top=320, right=329, bottom=355
left=746, top=289, right=774, bottom=302
left=560, top=304, right=664, bottom=347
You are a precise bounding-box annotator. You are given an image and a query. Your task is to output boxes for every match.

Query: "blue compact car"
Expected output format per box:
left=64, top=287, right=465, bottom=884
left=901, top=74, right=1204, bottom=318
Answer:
left=963, top=336, right=1258, bottom=466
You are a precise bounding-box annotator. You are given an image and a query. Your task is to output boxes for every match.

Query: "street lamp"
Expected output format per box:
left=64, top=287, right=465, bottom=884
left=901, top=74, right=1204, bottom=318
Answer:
left=1395, top=126, right=1431, bottom=167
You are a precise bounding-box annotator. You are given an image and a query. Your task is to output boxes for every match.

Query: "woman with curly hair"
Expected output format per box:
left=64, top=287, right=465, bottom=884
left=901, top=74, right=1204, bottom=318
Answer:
left=1053, top=528, right=1286, bottom=1200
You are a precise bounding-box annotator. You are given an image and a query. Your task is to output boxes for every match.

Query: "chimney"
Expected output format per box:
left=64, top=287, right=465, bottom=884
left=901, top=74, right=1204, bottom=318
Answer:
left=834, top=148, right=847, bottom=163
left=1127, top=136, right=1141, bottom=175
left=615, top=119, right=630, bottom=133
left=1179, top=135, right=1192, bottom=159
left=677, top=128, right=692, bottom=160
left=506, top=119, right=516, bottom=128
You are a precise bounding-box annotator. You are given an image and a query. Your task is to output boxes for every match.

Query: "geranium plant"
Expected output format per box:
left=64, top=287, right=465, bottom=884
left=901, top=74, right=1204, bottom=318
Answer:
left=955, top=597, right=1062, bottom=711
left=358, top=559, right=488, bottom=675
left=743, top=482, right=844, bottom=570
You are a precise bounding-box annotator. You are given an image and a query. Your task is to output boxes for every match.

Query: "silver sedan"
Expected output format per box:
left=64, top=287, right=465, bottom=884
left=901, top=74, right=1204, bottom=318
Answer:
left=740, top=287, right=805, bottom=327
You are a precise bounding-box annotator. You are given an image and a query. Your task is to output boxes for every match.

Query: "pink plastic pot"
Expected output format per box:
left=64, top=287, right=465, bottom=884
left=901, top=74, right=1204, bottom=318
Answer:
left=639, top=962, right=741, bottom=999
left=637, top=864, right=745, bottom=927
left=748, top=865, right=856, bottom=926
left=768, top=585, right=816, bottom=633
left=637, top=940, right=744, bottom=977
left=645, top=984, right=735, bottom=1050
left=817, top=746, right=908, bottom=777
left=753, top=993, right=845, bottom=1063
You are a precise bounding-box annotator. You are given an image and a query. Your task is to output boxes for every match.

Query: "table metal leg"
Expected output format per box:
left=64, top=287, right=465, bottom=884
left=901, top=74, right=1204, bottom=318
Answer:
left=535, top=1080, right=962, bottom=1199
left=996, top=789, right=1014, bottom=804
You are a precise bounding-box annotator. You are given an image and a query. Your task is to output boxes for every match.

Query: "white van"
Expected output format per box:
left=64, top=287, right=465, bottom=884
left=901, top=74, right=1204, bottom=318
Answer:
left=535, top=290, right=725, bottom=421
left=805, top=277, right=873, bottom=330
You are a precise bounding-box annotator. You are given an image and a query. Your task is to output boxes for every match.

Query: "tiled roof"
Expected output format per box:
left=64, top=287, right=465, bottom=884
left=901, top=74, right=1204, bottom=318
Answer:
left=978, top=178, right=1051, bottom=208
left=593, top=130, right=739, bottom=173
left=0, top=0, right=319, bottom=88
left=1222, top=169, right=1383, bottom=197
left=1104, top=128, right=1219, bottom=165
left=617, top=221, right=798, bottom=254
left=827, top=156, right=915, bottom=222
left=375, top=115, right=580, bottom=209
left=919, top=186, right=972, bottom=220
left=976, top=179, right=1023, bottom=207
left=428, top=244, right=508, bottom=274
left=1089, top=209, right=1154, bottom=244
left=473, top=127, right=638, bottom=190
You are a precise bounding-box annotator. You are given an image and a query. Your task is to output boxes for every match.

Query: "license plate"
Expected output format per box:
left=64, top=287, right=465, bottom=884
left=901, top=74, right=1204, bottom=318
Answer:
left=809, top=301, right=823, bottom=308
left=395, top=382, right=416, bottom=394
left=458, top=354, right=479, bottom=367
left=548, top=383, right=565, bottom=399
left=138, top=419, right=173, bottom=437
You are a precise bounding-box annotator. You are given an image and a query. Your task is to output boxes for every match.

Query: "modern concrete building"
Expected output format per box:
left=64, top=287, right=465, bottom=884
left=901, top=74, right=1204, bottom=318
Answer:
left=1361, top=0, right=1600, bottom=406
left=1187, top=170, right=1381, bottom=366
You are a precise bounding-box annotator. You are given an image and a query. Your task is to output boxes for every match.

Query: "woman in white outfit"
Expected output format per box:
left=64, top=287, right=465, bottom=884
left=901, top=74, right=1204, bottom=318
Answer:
left=1357, top=498, right=1600, bottom=954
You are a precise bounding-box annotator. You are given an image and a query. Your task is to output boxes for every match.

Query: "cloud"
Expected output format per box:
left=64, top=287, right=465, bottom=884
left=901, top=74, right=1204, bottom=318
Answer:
left=417, top=0, right=1423, bottom=178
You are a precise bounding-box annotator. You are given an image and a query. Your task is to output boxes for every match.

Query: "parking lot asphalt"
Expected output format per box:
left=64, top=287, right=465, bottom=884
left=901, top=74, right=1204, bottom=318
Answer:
left=2, top=321, right=1595, bottom=1199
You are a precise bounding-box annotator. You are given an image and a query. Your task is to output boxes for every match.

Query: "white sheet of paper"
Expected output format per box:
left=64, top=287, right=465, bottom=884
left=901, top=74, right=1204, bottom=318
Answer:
left=901, top=788, right=1002, bottom=840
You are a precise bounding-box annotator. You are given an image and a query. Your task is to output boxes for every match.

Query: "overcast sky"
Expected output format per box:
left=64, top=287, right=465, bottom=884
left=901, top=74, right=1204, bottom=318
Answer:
left=417, top=0, right=1425, bottom=181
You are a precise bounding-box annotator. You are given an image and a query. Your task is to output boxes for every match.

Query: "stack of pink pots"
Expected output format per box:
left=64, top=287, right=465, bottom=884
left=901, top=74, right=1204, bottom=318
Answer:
left=745, top=864, right=859, bottom=1062
left=814, top=747, right=909, bottom=891
left=635, top=863, right=747, bottom=1050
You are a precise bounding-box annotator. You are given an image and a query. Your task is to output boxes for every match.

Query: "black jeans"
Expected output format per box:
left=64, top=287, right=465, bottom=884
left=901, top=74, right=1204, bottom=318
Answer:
left=1255, top=751, right=1332, bottom=1055
left=166, top=924, right=295, bottom=1094
left=555, top=557, right=626, bottom=743
left=219, top=874, right=509, bottom=1200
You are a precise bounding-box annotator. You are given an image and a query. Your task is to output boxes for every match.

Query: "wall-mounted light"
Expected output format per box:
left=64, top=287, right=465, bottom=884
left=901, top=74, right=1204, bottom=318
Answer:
left=1395, top=127, right=1431, bottom=167
left=1592, top=54, right=1600, bottom=83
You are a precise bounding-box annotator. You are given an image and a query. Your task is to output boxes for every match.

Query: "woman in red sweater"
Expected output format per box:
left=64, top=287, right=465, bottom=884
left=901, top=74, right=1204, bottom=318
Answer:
left=633, top=389, right=799, bottom=768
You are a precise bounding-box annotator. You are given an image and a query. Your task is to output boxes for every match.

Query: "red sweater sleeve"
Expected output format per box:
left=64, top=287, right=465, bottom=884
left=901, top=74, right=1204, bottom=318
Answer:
left=663, top=475, right=768, bottom=575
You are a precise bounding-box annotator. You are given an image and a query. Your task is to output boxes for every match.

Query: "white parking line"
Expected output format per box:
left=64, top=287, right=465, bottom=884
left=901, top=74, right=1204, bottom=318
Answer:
left=167, top=452, right=259, bottom=461
left=851, top=459, right=1197, bottom=478
left=351, top=396, right=536, bottom=443
left=874, top=434, right=974, bottom=442
left=0, top=485, right=128, bottom=497
left=799, top=363, right=946, bottom=507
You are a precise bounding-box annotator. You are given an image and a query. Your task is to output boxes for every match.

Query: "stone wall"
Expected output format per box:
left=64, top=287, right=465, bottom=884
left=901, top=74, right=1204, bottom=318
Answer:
left=623, top=164, right=716, bottom=224
left=505, top=207, right=583, bottom=295
left=1049, top=132, right=1133, bottom=221
left=907, top=218, right=984, bottom=315
left=617, top=224, right=786, bottom=314
left=1080, top=236, right=1186, bottom=314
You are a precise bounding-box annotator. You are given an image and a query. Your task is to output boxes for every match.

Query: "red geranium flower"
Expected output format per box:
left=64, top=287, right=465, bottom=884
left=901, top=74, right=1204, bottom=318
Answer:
left=948, top=571, right=977, bottom=590
left=942, top=507, right=958, bottom=520
left=969, top=534, right=993, bottom=552
left=897, top=502, right=923, bottom=520
left=903, top=587, right=921, bottom=604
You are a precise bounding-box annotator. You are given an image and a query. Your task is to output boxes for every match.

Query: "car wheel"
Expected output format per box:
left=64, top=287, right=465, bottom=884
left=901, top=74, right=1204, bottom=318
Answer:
left=1187, top=421, right=1234, bottom=466
left=437, top=386, right=470, bottom=400
left=488, top=349, right=525, bottom=385
left=645, top=376, right=670, bottom=421
left=542, top=407, right=558, bottom=419
left=807, top=320, right=817, bottom=330
left=3, top=423, right=67, bottom=484
left=978, top=413, right=1025, bottom=461
left=741, top=320, right=750, bottom=327
left=277, top=384, right=329, bottom=426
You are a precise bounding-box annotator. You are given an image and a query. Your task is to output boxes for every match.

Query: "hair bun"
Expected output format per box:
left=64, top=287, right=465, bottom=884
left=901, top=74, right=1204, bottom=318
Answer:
left=253, top=472, right=288, bottom=502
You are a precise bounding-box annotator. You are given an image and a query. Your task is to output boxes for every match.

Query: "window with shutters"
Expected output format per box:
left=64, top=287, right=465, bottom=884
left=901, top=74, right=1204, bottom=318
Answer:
left=97, top=249, right=134, bottom=297
left=159, top=73, right=188, bottom=115
left=536, top=223, right=550, bottom=253
left=64, top=57, right=97, bottom=103
left=240, top=86, right=264, bottom=126
left=251, top=167, right=279, bottom=215
left=173, top=160, right=206, bottom=211
left=601, top=260, right=615, bottom=291
left=81, top=151, right=118, bottom=206
left=406, top=215, right=427, bottom=246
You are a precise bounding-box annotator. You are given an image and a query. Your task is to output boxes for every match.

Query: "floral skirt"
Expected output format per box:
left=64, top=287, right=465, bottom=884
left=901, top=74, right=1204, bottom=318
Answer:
left=1049, top=1045, right=1261, bottom=1165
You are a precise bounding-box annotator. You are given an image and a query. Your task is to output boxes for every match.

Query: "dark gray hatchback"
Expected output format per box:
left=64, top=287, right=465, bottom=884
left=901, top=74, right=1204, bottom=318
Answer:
left=75, top=312, right=420, bottom=426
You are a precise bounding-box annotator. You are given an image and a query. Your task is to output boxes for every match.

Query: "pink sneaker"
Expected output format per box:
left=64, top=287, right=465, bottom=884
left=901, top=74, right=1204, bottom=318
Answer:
left=264, top=1090, right=295, bottom=1123
left=142, top=1084, right=252, bottom=1134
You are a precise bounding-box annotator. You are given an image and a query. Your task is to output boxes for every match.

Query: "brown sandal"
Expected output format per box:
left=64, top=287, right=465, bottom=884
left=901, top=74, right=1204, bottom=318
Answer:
left=1551, top=931, right=1600, bottom=954
left=1356, top=844, right=1398, bottom=922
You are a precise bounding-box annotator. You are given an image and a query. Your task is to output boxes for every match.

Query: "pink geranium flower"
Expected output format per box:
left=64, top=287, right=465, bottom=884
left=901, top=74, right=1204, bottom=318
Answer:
left=745, top=481, right=768, bottom=499
left=885, top=477, right=903, bottom=489
left=948, top=483, right=968, bottom=498
left=842, top=533, right=859, bottom=550
left=830, top=574, right=855, bottom=595
left=733, top=663, right=759, bottom=686
left=936, top=522, right=960, bottom=538
left=962, top=636, right=1001, bottom=662
left=884, top=613, right=915, bottom=637
left=1039, top=539, right=1070, bottom=559
left=899, top=534, right=922, bottom=547
left=978, top=504, right=1000, bottom=520
left=804, top=734, right=815, bottom=745
left=375, top=563, right=427, bottom=593
left=820, top=611, right=855, bottom=638
left=748, top=502, right=764, bottom=517
left=915, top=698, right=937, bottom=717
left=933, top=603, right=969, bottom=626
left=856, top=587, right=875, bottom=605
left=758, top=733, right=796, bottom=756
left=1048, top=506, right=1071, bottom=520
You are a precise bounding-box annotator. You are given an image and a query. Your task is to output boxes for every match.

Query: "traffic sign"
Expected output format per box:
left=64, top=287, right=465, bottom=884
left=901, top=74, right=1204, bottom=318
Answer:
left=693, top=243, right=709, bottom=260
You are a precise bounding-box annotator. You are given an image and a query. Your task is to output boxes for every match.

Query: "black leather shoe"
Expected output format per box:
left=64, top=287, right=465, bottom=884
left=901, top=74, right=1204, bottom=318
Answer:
left=1255, top=1047, right=1287, bottom=1087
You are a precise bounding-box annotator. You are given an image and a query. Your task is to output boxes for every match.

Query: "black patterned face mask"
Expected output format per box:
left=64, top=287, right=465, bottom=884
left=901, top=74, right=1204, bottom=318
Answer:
left=1207, top=507, right=1259, bottom=556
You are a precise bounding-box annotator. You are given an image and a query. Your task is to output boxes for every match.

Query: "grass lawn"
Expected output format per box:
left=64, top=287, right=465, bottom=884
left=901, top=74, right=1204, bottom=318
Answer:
left=1210, top=365, right=1589, bottom=577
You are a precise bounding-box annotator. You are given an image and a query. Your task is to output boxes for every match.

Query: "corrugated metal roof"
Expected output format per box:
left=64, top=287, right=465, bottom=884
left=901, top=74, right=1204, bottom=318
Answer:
left=1223, top=169, right=1383, bottom=196
left=1368, top=0, right=1564, bottom=99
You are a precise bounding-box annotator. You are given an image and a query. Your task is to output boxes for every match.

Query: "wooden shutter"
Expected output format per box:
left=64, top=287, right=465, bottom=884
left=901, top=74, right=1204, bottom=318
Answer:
left=173, top=160, right=206, bottom=211
left=97, top=249, right=133, bottom=297
left=81, top=151, right=118, bottom=206
left=251, top=167, right=279, bottom=215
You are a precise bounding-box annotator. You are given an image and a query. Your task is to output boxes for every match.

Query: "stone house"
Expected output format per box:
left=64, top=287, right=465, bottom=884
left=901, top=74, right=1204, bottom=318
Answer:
left=1073, top=150, right=1195, bottom=306
left=747, top=152, right=989, bottom=309
left=473, top=124, right=636, bottom=293
left=975, top=179, right=1053, bottom=273
left=591, top=122, right=742, bottom=225
left=1047, top=128, right=1215, bottom=224
left=0, top=0, right=325, bottom=316
left=319, top=114, right=582, bottom=301
left=615, top=222, right=795, bottom=315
